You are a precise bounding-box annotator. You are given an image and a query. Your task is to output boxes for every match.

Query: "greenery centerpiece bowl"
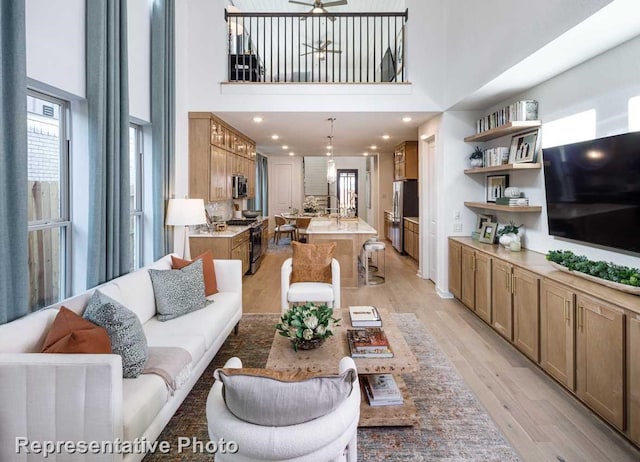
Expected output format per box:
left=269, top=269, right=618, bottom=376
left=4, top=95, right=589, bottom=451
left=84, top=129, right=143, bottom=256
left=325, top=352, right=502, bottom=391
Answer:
left=275, top=303, right=340, bottom=351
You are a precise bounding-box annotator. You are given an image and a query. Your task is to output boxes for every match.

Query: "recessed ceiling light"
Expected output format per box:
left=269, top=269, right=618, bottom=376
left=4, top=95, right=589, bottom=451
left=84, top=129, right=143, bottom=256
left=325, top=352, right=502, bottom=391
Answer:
left=370, top=145, right=377, bottom=150
left=271, top=134, right=279, bottom=140
left=326, top=152, right=331, bottom=156
left=253, top=116, right=263, bottom=123
left=402, top=117, right=412, bottom=123
left=289, top=152, right=295, bottom=156
left=326, top=145, right=332, bottom=150
left=363, top=152, right=369, bottom=156
left=282, top=145, right=288, bottom=150
left=382, top=135, right=390, bottom=140
left=420, top=134, right=428, bottom=140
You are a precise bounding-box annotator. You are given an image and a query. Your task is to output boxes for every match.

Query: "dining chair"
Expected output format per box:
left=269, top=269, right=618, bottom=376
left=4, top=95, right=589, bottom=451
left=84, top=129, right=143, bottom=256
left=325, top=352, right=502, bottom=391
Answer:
left=294, top=217, right=312, bottom=242
left=274, top=215, right=297, bottom=244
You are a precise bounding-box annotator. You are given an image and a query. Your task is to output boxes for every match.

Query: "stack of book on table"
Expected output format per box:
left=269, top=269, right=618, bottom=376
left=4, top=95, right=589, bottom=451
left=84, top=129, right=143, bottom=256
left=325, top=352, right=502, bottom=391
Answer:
left=347, top=327, right=393, bottom=358
left=362, top=374, right=403, bottom=406
left=348, top=305, right=382, bottom=327
left=495, top=196, right=529, bottom=206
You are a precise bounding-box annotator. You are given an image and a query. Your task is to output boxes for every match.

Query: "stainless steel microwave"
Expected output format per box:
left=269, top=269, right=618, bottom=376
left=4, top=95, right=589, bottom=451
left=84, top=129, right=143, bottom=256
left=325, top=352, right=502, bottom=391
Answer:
left=232, top=174, right=248, bottom=198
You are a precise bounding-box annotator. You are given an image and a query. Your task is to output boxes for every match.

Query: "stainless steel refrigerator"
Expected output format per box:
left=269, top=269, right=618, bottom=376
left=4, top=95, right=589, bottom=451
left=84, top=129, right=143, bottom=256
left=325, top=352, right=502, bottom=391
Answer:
left=391, top=180, right=419, bottom=253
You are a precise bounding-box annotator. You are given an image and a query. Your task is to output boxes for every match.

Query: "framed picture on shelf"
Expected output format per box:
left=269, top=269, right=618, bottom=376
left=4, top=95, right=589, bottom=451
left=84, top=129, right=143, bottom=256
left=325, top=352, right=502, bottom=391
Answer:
left=508, top=129, right=541, bottom=163
left=478, top=221, right=498, bottom=244
left=486, top=174, right=509, bottom=202
left=475, top=214, right=496, bottom=232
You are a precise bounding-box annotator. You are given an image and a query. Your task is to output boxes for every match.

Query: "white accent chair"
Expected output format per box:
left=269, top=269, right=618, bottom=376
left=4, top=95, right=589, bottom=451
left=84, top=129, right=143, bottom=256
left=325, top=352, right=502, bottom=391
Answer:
left=281, top=257, right=341, bottom=312
left=206, top=356, right=360, bottom=462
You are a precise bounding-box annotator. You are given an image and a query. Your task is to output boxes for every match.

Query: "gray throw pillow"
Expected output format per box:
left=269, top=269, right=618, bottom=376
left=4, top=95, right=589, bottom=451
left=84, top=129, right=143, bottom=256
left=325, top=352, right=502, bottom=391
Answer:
left=214, top=367, right=356, bottom=426
left=149, top=258, right=207, bottom=322
left=83, top=291, right=148, bottom=378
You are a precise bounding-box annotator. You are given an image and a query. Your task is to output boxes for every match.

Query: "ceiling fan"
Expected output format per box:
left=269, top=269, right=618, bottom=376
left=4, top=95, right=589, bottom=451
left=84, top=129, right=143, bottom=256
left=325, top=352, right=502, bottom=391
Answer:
left=300, top=40, right=342, bottom=60
left=289, top=0, right=348, bottom=21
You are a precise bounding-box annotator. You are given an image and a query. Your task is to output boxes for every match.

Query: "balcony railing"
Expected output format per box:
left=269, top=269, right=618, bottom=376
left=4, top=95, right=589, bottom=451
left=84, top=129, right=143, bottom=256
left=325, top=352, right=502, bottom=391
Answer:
left=224, top=10, right=408, bottom=84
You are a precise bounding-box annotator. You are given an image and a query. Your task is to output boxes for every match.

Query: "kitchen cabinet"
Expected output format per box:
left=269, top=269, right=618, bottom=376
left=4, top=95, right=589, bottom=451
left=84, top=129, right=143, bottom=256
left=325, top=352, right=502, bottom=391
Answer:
left=629, top=313, right=640, bottom=445
left=403, top=219, right=419, bottom=260
left=384, top=211, right=393, bottom=242
left=448, top=240, right=462, bottom=299
left=540, top=279, right=575, bottom=390
left=491, top=258, right=513, bottom=341
left=261, top=220, right=269, bottom=256
left=190, top=229, right=251, bottom=276
left=461, top=246, right=475, bottom=309
left=512, top=267, right=540, bottom=362
left=189, top=112, right=256, bottom=201
left=474, top=251, right=492, bottom=323
left=576, top=293, right=625, bottom=430
left=393, top=141, right=418, bottom=181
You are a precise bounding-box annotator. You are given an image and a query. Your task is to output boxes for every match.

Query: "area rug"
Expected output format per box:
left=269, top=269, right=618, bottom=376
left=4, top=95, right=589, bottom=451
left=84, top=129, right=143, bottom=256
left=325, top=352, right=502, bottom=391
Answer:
left=143, top=314, right=520, bottom=461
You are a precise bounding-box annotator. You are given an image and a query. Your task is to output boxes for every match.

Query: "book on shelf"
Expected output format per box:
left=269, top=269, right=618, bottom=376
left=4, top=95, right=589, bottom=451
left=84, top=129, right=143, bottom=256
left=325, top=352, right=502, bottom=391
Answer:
left=362, top=374, right=403, bottom=406
left=495, top=197, right=529, bottom=206
left=348, top=305, right=382, bottom=327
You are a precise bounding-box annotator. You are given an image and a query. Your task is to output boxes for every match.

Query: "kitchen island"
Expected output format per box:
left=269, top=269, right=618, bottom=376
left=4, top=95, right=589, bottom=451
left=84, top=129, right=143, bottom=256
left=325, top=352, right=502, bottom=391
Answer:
left=306, top=217, right=377, bottom=288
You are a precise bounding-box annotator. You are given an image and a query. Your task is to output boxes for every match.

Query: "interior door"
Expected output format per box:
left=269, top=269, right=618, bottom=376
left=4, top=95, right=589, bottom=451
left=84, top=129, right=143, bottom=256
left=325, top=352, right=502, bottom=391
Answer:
left=273, top=164, right=293, bottom=215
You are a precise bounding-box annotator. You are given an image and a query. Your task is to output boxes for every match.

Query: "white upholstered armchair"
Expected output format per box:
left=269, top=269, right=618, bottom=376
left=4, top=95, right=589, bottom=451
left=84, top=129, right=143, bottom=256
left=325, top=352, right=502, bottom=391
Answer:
left=281, top=257, right=341, bottom=312
left=206, top=356, right=360, bottom=462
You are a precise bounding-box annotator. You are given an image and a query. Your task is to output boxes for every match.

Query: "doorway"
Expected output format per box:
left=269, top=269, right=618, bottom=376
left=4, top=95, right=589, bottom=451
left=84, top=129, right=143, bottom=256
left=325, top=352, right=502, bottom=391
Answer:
left=337, top=169, right=358, bottom=216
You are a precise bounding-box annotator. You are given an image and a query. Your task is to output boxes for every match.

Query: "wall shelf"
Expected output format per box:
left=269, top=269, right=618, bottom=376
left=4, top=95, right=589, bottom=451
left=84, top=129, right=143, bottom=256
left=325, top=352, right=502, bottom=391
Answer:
left=464, top=163, right=542, bottom=175
left=464, top=202, right=542, bottom=213
left=464, top=121, right=542, bottom=142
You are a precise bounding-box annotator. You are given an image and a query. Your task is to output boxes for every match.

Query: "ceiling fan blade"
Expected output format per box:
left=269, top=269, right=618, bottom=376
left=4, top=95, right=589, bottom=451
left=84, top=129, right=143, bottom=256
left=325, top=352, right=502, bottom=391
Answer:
left=302, top=43, right=320, bottom=50
left=324, top=50, right=342, bottom=54
left=322, top=0, right=348, bottom=7
left=288, top=0, right=315, bottom=6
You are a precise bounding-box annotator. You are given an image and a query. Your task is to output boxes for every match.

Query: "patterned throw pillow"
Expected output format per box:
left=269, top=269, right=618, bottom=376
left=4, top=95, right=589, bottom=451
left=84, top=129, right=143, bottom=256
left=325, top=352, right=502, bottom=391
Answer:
left=290, top=241, right=336, bottom=283
left=149, top=258, right=207, bottom=322
left=83, top=291, right=148, bottom=378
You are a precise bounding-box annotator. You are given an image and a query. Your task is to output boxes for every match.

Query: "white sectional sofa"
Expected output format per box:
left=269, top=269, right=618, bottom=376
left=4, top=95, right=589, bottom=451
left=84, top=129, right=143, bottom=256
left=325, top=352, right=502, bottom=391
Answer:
left=0, top=255, right=242, bottom=462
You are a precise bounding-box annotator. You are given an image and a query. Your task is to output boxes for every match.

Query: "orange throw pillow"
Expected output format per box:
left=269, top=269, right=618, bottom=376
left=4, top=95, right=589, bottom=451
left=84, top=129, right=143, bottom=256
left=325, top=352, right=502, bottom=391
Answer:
left=171, top=251, right=218, bottom=296
left=41, top=306, right=112, bottom=354
left=290, top=241, right=336, bottom=284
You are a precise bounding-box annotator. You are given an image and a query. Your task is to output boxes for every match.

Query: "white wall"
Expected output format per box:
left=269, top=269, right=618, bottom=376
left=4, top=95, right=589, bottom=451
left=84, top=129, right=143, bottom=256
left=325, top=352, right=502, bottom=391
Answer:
left=267, top=156, right=303, bottom=232
left=443, top=0, right=614, bottom=108
left=128, top=0, right=151, bottom=122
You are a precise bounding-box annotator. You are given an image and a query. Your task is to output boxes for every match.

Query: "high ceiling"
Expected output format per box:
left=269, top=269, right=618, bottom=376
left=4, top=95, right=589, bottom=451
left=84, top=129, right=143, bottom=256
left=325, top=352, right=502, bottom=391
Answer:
left=216, top=111, right=437, bottom=157
left=232, top=0, right=406, bottom=14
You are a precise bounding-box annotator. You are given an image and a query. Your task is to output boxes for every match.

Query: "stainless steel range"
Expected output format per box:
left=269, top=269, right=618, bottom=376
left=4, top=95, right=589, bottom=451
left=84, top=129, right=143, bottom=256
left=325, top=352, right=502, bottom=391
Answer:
left=226, top=218, right=265, bottom=274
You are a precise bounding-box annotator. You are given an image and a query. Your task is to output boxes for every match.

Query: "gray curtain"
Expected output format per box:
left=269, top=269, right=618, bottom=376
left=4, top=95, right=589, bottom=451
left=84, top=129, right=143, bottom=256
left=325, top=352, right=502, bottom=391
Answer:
left=0, top=0, right=28, bottom=324
left=86, top=0, right=131, bottom=287
left=151, top=0, right=175, bottom=260
left=254, top=154, right=268, bottom=216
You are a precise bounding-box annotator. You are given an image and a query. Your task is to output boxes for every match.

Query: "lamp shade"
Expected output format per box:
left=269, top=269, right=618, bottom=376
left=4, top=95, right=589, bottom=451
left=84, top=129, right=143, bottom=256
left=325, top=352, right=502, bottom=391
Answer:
left=327, top=159, right=337, bottom=183
left=166, top=199, right=207, bottom=226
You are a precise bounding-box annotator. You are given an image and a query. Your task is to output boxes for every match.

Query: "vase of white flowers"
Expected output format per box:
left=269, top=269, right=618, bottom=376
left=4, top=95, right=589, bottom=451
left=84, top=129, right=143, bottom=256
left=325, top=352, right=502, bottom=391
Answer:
left=303, top=196, right=320, bottom=214
left=275, top=303, right=340, bottom=351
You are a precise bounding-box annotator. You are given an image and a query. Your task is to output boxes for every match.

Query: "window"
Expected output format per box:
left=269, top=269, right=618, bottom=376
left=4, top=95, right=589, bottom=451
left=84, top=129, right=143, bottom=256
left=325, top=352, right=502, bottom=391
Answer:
left=129, top=124, right=143, bottom=270
left=337, top=169, right=358, bottom=217
left=27, top=91, right=70, bottom=311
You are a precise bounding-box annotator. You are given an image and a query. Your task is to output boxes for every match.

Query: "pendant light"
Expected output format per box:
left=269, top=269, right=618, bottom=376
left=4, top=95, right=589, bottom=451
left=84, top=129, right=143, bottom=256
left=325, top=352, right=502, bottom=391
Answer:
left=326, top=118, right=337, bottom=183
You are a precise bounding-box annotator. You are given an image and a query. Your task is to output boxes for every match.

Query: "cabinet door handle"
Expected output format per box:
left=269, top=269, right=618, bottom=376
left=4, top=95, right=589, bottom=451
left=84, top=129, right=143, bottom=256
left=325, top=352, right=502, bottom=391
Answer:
left=512, top=274, right=516, bottom=295
left=577, top=305, right=583, bottom=331
left=505, top=272, right=510, bottom=290
left=564, top=300, right=570, bottom=322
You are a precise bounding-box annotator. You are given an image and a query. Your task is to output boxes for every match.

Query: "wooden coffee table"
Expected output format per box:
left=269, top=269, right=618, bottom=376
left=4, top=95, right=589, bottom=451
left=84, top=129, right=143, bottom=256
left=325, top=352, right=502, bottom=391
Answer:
left=266, top=308, right=419, bottom=427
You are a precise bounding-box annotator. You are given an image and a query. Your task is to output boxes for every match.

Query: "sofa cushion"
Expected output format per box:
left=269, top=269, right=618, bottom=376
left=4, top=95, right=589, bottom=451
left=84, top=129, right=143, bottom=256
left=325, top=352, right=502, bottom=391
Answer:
left=41, top=307, right=112, bottom=354
left=0, top=308, right=58, bottom=353
left=215, top=367, right=356, bottom=426
left=149, top=259, right=207, bottom=322
left=287, top=282, right=334, bottom=303
left=122, top=374, right=168, bottom=443
left=172, top=251, right=218, bottom=296
left=144, top=329, right=206, bottom=367
left=83, top=291, right=149, bottom=378
left=290, top=241, right=336, bottom=283
left=143, top=292, right=240, bottom=350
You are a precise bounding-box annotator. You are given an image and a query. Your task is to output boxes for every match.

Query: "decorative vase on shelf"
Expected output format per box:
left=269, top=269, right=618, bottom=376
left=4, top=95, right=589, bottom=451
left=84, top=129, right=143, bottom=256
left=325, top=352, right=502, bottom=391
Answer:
left=470, top=158, right=483, bottom=168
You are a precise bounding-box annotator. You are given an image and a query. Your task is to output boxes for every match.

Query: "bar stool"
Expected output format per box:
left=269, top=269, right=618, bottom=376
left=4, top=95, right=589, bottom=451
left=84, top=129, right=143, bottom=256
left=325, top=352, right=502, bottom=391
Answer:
left=362, top=239, right=386, bottom=285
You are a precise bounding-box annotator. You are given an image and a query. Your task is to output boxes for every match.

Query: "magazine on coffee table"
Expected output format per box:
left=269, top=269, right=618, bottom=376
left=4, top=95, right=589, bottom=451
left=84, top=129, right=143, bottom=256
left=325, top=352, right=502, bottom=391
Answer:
left=362, top=374, right=403, bottom=406
left=347, top=328, right=394, bottom=358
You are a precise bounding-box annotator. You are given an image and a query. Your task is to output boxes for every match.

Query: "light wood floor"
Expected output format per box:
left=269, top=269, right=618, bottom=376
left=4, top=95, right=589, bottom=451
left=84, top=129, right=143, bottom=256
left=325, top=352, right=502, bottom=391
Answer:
left=243, top=241, right=640, bottom=461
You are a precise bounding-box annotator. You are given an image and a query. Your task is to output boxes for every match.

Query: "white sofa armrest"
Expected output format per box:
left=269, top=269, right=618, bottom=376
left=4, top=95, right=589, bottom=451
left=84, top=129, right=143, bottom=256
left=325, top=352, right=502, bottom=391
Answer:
left=331, top=258, right=341, bottom=308
left=281, top=257, right=293, bottom=312
left=0, top=354, right=124, bottom=462
left=213, top=259, right=243, bottom=293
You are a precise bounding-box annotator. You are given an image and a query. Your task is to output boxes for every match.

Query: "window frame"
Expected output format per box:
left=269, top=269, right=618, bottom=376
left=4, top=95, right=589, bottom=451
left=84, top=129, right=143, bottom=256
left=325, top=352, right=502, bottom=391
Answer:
left=129, top=123, right=144, bottom=270
left=26, top=89, right=71, bottom=310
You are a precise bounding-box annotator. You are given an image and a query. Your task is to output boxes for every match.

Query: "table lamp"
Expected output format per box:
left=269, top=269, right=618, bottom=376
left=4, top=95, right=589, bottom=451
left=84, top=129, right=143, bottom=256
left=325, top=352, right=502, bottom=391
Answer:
left=166, top=198, right=206, bottom=259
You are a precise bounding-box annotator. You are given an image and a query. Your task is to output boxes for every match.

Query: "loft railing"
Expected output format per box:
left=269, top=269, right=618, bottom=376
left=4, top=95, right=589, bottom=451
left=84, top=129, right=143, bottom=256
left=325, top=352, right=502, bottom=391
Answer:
left=224, top=10, right=408, bottom=84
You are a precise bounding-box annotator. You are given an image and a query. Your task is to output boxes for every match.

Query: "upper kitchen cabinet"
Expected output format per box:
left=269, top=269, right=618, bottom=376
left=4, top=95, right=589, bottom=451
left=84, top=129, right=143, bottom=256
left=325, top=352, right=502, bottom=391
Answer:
left=189, top=112, right=257, bottom=201
left=394, top=141, right=418, bottom=181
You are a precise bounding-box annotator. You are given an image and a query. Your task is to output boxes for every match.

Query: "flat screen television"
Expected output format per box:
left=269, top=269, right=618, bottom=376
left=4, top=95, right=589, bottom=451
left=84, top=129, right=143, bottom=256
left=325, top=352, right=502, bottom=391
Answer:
left=542, top=131, right=640, bottom=253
